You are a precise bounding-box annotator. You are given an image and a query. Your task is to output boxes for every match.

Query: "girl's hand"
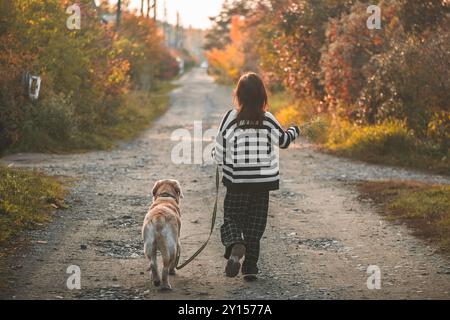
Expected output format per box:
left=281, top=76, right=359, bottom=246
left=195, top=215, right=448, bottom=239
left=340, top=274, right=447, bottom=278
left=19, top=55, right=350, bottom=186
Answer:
left=298, top=117, right=327, bottom=140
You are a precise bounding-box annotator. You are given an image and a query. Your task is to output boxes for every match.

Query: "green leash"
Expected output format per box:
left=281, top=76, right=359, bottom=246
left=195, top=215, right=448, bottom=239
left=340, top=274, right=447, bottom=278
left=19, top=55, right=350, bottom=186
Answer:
left=176, top=166, right=220, bottom=270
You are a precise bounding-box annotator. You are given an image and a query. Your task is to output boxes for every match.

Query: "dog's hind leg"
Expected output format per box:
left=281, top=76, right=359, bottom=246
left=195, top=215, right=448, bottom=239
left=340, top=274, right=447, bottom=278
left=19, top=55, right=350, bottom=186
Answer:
left=144, top=229, right=160, bottom=287
left=160, top=233, right=176, bottom=291
left=169, top=240, right=181, bottom=276
left=149, top=247, right=161, bottom=287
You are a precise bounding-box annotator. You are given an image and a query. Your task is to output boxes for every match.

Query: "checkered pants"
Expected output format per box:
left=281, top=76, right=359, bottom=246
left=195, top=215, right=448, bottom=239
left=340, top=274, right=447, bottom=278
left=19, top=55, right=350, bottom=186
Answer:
left=220, top=190, right=269, bottom=268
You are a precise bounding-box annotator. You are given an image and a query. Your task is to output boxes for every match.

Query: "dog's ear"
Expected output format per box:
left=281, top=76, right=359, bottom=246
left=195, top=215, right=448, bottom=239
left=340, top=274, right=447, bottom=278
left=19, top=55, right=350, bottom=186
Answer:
left=171, top=180, right=184, bottom=199
left=152, top=180, right=163, bottom=197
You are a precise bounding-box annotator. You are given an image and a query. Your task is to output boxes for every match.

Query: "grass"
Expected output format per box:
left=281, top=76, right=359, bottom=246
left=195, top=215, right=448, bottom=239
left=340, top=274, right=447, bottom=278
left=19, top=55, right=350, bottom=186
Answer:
left=0, top=165, right=67, bottom=248
left=271, top=94, right=450, bottom=175
left=358, top=180, right=450, bottom=253
left=100, top=82, right=175, bottom=143
left=324, top=120, right=450, bottom=175
left=6, top=82, right=175, bottom=154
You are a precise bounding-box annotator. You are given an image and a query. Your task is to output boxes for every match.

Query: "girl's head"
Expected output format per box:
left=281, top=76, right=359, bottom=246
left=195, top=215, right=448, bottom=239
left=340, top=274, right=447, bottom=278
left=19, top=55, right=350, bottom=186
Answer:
left=234, top=72, right=268, bottom=124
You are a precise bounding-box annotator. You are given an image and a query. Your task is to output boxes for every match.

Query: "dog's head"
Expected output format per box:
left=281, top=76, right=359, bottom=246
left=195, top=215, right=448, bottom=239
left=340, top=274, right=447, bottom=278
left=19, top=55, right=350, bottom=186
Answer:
left=152, top=179, right=184, bottom=204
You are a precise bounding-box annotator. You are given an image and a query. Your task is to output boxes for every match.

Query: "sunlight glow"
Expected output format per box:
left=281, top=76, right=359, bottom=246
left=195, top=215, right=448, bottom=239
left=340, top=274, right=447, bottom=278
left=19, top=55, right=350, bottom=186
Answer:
left=121, top=0, right=224, bottom=29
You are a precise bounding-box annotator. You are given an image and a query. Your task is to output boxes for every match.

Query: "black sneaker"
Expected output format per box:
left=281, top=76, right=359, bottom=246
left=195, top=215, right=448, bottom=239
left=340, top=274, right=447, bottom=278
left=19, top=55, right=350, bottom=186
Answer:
left=225, top=244, right=246, bottom=277
left=242, top=264, right=258, bottom=282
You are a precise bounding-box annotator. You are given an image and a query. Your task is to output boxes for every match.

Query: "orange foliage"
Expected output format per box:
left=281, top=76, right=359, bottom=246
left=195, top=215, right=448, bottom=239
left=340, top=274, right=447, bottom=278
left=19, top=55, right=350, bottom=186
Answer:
left=206, top=16, right=246, bottom=83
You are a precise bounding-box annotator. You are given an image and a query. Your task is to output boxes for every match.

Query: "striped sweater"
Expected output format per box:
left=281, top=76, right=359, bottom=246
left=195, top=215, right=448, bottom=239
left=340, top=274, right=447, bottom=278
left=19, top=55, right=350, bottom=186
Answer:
left=212, top=109, right=300, bottom=192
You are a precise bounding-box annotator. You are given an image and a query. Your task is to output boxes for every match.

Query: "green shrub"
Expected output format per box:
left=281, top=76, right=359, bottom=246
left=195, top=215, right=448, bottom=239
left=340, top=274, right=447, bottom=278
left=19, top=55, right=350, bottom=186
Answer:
left=13, top=94, right=77, bottom=152
left=325, top=119, right=449, bottom=174
left=326, top=120, right=416, bottom=157
left=427, top=111, right=450, bottom=152
left=32, top=93, right=77, bottom=140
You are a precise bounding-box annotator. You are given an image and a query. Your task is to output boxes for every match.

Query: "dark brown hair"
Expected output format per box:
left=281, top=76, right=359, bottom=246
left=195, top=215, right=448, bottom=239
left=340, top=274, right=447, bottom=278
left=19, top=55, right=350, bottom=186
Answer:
left=234, top=72, right=268, bottom=125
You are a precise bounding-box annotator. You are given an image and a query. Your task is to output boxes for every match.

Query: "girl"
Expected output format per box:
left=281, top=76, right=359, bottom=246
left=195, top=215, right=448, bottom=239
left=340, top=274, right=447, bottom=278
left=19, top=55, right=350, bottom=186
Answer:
left=212, top=72, right=300, bottom=281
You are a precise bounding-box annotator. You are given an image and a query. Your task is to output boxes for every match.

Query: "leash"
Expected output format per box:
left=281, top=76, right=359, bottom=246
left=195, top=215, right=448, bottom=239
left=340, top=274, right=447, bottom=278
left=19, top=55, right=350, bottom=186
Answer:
left=175, top=166, right=220, bottom=270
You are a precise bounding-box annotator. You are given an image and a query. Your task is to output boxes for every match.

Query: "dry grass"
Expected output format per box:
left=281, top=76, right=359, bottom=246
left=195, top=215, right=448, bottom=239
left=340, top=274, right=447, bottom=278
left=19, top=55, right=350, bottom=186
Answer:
left=324, top=120, right=450, bottom=175
left=358, top=180, right=450, bottom=253
left=0, top=165, right=67, bottom=247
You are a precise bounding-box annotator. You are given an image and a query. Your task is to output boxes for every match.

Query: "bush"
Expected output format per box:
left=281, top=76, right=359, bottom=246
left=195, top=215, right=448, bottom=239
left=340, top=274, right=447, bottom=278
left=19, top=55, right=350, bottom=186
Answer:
left=326, top=120, right=415, bottom=156
left=324, top=119, right=449, bottom=173
left=12, top=94, right=77, bottom=152
left=159, top=52, right=180, bottom=80
left=427, top=111, right=450, bottom=152
left=117, top=12, right=177, bottom=88
left=32, top=94, right=77, bottom=141
left=360, top=24, right=450, bottom=135
left=321, top=0, right=401, bottom=106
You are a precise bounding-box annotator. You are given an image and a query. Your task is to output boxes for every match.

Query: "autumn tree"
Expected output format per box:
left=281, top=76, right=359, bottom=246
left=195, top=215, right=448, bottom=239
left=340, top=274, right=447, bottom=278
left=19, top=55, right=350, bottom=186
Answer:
left=398, top=0, right=449, bottom=34
left=0, top=0, right=177, bottom=152
left=204, top=0, right=253, bottom=51
left=258, top=0, right=362, bottom=100
left=206, top=16, right=246, bottom=83
left=320, top=1, right=402, bottom=115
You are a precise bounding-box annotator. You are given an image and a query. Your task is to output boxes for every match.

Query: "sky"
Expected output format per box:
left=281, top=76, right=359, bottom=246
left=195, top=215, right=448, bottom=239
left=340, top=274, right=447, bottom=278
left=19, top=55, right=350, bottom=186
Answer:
left=117, top=0, right=225, bottom=29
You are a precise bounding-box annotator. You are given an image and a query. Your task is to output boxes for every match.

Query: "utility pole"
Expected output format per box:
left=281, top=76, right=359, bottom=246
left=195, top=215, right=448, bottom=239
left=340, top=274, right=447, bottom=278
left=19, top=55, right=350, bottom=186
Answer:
left=176, top=11, right=180, bottom=49
left=116, top=0, right=121, bottom=29
left=147, top=0, right=157, bottom=21
left=146, top=0, right=158, bottom=21
left=163, top=0, right=169, bottom=46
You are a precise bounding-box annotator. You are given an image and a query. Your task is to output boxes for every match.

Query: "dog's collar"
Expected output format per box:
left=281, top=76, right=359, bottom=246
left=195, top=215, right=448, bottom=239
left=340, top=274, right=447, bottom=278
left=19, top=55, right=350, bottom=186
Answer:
left=156, top=192, right=177, bottom=200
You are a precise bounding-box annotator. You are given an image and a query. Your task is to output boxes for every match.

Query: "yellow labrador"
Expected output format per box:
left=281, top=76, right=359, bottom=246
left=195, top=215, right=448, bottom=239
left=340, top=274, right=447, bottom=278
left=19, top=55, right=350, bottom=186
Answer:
left=142, top=179, right=183, bottom=290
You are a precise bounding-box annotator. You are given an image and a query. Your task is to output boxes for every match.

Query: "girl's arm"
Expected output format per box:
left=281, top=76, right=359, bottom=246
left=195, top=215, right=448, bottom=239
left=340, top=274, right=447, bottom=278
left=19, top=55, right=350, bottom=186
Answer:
left=211, top=110, right=233, bottom=164
left=266, top=112, right=300, bottom=149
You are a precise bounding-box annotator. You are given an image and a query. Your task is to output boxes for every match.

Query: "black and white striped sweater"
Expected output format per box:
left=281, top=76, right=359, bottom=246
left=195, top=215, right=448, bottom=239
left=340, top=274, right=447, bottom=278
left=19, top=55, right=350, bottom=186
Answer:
left=212, top=109, right=300, bottom=192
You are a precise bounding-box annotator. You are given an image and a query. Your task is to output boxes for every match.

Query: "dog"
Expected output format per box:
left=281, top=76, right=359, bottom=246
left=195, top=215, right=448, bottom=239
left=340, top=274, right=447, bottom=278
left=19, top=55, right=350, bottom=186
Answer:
left=142, top=179, right=183, bottom=290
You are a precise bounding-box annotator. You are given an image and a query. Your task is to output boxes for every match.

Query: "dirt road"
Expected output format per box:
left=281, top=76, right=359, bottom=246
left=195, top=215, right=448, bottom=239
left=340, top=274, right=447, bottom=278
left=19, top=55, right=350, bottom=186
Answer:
left=1, top=68, right=449, bottom=300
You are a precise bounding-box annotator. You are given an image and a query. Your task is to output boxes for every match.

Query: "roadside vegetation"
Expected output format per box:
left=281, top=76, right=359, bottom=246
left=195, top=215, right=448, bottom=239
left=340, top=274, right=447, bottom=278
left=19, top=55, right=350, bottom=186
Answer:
left=0, top=0, right=184, bottom=155
left=271, top=94, right=450, bottom=175
left=206, top=0, right=449, bottom=175
left=0, top=165, right=67, bottom=248
left=9, top=83, right=176, bottom=153
left=358, top=181, right=450, bottom=253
